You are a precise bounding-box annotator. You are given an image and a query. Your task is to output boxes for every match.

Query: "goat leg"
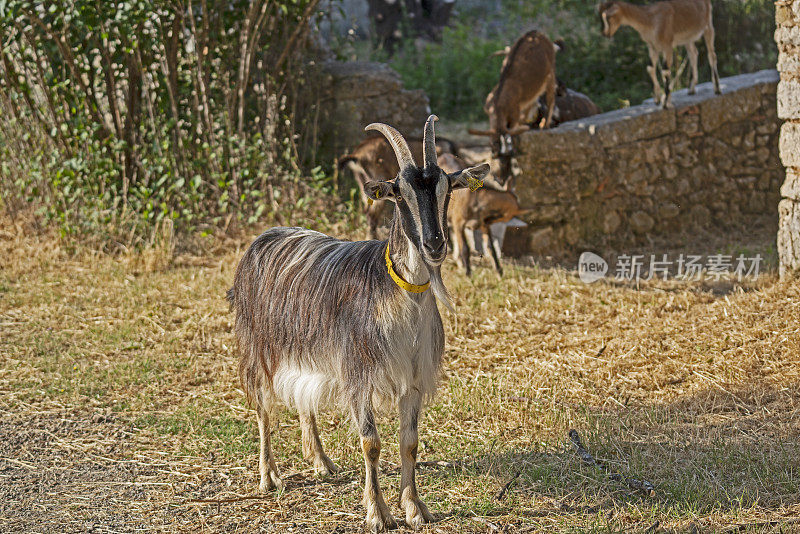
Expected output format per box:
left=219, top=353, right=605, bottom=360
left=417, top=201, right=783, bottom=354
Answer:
left=482, top=229, right=503, bottom=276
left=256, top=404, right=284, bottom=492
left=661, top=50, right=674, bottom=109
left=456, top=225, right=471, bottom=275
left=300, top=411, right=338, bottom=476
left=646, top=45, right=663, bottom=105
left=704, top=26, right=721, bottom=94
left=398, top=389, right=434, bottom=529
left=541, top=72, right=556, bottom=129
left=356, top=401, right=396, bottom=532
left=686, top=42, right=698, bottom=94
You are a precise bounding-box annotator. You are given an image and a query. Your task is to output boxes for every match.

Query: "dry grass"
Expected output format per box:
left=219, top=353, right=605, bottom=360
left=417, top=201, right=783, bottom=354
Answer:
left=1, top=215, right=799, bottom=533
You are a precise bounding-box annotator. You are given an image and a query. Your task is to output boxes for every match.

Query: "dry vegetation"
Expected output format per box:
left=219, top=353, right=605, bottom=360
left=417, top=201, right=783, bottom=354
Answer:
left=1, top=215, right=799, bottom=533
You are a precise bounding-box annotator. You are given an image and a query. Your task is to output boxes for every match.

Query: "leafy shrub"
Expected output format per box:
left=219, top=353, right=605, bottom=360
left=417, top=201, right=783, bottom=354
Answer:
left=0, top=0, right=342, bottom=249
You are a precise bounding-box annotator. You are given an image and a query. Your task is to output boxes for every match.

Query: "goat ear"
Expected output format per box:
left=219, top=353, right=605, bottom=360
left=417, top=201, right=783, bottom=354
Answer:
left=450, top=163, right=490, bottom=191
left=364, top=180, right=396, bottom=201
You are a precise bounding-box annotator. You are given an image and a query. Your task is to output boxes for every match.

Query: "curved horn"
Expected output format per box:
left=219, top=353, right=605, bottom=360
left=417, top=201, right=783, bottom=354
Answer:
left=365, top=122, right=415, bottom=170
left=423, top=114, right=438, bottom=168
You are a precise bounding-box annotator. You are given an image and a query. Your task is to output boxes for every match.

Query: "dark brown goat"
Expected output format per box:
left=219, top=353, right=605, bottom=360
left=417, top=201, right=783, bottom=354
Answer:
left=531, top=78, right=601, bottom=127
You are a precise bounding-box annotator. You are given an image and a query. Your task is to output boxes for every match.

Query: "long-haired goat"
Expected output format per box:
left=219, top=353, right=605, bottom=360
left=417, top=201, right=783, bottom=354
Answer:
left=469, top=30, right=558, bottom=183
left=228, top=116, right=488, bottom=532
left=598, top=0, right=721, bottom=108
left=338, top=135, right=459, bottom=239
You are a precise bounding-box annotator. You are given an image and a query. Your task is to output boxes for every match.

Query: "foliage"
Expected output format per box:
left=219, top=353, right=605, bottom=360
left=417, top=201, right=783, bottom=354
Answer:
left=388, top=24, right=507, bottom=121
left=386, top=0, right=777, bottom=118
left=0, top=0, right=341, bottom=249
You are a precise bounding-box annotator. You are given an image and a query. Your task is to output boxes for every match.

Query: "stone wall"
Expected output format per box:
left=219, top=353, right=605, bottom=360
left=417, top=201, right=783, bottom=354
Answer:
left=510, top=70, right=782, bottom=257
left=776, top=1, right=800, bottom=277
left=318, top=61, right=430, bottom=161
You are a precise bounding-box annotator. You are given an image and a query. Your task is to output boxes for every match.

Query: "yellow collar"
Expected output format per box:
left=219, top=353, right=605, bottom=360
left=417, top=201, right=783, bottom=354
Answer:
left=385, top=245, right=430, bottom=293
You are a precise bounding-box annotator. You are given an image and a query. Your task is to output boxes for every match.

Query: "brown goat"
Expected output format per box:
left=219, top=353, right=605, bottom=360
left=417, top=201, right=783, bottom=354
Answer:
left=339, top=135, right=458, bottom=239
left=469, top=30, right=558, bottom=183
left=439, top=152, right=528, bottom=276
left=598, top=0, right=721, bottom=108
left=532, top=78, right=601, bottom=127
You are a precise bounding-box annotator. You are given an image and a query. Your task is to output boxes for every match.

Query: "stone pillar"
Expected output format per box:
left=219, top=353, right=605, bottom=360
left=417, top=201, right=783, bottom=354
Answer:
left=777, top=1, right=800, bottom=277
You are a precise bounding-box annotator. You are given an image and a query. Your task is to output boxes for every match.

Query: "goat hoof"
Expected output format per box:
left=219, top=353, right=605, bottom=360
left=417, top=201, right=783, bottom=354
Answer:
left=365, top=513, right=397, bottom=533
left=314, top=456, right=339, bottom=476
left=404, top=500, right=435, bottom=530
left=259, top=474, right=285, bottom=493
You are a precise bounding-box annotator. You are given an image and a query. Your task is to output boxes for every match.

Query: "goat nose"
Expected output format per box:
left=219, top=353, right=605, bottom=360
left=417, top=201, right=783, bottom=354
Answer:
left=423, top=238, right=446, bottom=257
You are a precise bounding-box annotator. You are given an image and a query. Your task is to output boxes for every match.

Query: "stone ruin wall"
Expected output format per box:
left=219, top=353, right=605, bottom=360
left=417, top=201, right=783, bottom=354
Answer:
left=317, top=61, right=430, bottom=162
left=509, top=70, right=782, bottom=258
left=776, top=1, right=800, bottom=277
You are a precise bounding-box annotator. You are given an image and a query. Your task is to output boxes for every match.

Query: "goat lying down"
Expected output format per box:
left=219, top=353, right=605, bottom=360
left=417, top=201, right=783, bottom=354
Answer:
left=228, top=116, right=489, bottom=532
left=531, top=78, right=601, bottom=127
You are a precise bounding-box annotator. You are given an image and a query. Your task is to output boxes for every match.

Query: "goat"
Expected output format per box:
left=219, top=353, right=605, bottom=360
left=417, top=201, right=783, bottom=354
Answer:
left=339, top=135, right=459, bottom=239
left=228, top=116, right=489, bottom=532
left=468, top=30, right=558, bottom=183
left=438, top=152, right=528, bottom=276
left=531, top=78, right=601, bottom=127
left=598, top=0, right=721, bottom=108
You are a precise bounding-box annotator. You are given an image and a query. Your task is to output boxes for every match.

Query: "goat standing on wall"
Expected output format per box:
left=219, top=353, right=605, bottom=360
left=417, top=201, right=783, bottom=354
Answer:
left=228, top=116, right=489, bottom=532
left=598, top=0, right=721, bottom=108
left=469, top=30, right=558, bottom=183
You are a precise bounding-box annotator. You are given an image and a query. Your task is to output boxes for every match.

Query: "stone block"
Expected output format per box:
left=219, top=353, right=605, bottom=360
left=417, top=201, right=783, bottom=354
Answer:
left=779, top=198, right=800, bottom=277
left=527, top=226, right=554, bottom=252
left=775, top=24, right=800, bottom=47
left=781, top=168, right=800, bottom=201
left=603, top=210, right=621, bottom=234
left=778, top=78, right=800, bottom=119
left=690, top=205, right=711, bottom=225
left=778, top=47, right=800, bottom=75
left=630, top=211, right=654, bottom=234
left=700, top=84, right=763, bottom=132
left=780, top=122, right=800, bottom=167
left=515, top=128, right=598, bottom=163
left=776, top=4, right=795, bottom=26
left=592, top=107, right=676, bottom=147
left=659, top=202, right=681, bottom=219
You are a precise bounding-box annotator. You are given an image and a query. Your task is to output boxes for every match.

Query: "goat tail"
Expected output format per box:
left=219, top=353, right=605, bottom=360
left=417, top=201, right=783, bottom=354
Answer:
left=553, top=39, right=565, bottom=53
left=226, top=287, right=236, bottom=310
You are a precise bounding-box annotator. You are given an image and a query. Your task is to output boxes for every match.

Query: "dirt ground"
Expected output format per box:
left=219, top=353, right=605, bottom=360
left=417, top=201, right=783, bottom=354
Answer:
left=1, top=216, right=799, bottom=533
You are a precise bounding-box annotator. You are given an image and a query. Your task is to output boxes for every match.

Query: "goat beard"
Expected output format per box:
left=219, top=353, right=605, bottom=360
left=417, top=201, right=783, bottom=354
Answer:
left=426, top=264, right=455, bottom=313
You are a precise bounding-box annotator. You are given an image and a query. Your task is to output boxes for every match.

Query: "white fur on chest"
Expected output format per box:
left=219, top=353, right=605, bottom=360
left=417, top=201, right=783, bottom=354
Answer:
left=271, top=293, right=443, bottom=415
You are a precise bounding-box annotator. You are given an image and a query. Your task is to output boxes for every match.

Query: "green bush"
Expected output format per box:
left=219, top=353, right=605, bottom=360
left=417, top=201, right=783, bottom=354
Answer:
left=0, top=0, right=341, bottom=249
left=389, top=25, right=508, bottom=121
